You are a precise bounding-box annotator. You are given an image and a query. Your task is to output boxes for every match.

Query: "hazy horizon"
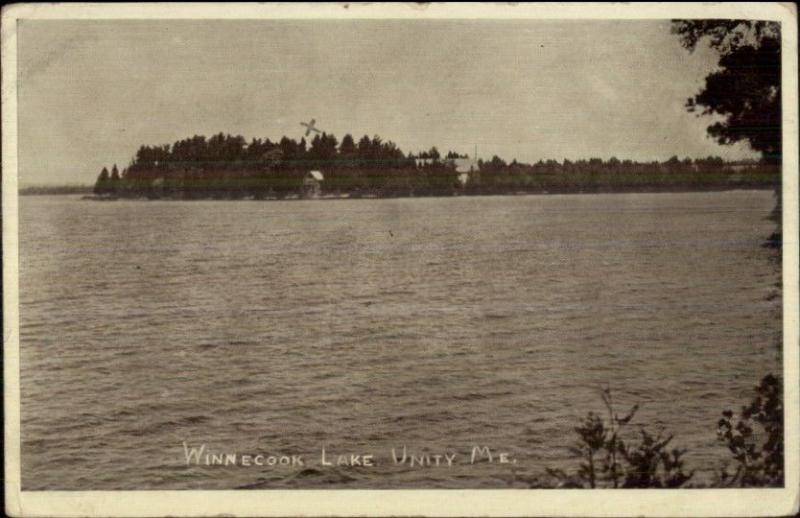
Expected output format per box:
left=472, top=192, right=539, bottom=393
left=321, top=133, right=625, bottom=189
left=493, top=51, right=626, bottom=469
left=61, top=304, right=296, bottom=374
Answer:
left=18, top=19, right=760, bottom=187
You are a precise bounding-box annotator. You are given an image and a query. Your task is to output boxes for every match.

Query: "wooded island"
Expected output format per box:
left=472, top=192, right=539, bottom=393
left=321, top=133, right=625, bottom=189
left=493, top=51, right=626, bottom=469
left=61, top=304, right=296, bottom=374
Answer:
left=91, top=131, right=779, bottom=200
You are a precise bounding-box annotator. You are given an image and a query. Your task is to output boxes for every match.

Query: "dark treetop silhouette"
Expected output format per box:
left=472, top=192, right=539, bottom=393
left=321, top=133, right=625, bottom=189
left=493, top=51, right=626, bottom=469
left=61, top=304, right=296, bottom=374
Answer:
left=672, top=20, right=781, bottom=165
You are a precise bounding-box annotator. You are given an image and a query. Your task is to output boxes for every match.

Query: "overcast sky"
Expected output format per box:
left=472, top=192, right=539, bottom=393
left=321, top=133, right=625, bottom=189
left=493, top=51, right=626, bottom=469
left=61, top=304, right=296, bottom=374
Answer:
left=17, top=19, right=758, bottom=186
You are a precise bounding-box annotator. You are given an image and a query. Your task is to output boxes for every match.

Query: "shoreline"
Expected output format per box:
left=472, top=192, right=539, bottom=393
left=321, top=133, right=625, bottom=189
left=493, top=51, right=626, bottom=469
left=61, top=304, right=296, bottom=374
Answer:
left=23, top=184, right=778, bottom=200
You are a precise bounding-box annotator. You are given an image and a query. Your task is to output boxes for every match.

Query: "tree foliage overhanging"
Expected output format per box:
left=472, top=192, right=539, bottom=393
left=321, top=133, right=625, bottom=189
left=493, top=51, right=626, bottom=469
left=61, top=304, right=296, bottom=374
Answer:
left=672, top=20, right=781, bottom=164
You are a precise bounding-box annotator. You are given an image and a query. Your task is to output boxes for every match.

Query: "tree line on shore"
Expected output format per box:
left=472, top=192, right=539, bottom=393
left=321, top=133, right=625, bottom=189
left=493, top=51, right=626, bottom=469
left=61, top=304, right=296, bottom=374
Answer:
left=92, top=131, right=779, bottom=199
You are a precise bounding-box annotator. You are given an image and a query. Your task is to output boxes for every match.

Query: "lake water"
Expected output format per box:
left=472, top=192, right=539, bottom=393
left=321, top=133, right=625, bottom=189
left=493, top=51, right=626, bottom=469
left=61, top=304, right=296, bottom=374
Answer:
left=19, top=190, right=781, bottom=489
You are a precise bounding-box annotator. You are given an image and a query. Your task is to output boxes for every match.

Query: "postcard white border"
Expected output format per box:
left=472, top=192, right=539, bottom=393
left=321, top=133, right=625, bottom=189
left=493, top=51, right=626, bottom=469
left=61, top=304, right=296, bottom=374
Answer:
left=3, top=2, right=798, bottom=517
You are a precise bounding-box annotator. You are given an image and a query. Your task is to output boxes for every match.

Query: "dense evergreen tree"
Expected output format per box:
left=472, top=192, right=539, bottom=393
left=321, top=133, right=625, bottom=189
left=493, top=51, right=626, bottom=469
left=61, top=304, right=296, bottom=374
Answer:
left=109, top=164, right=120, bottom=194
left=94, top=167, right=110, bottom=195
left=339, top=134, right=356, bottom=158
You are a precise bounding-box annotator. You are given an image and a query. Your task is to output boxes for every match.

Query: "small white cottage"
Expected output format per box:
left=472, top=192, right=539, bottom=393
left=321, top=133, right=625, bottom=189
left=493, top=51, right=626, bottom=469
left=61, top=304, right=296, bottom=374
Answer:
left=303, top=170, right=324, bottom=197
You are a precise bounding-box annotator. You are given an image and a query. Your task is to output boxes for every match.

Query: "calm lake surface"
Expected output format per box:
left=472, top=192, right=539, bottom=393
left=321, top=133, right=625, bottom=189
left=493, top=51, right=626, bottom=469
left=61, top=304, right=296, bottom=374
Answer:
left=19, top=191, right=781, bottom=489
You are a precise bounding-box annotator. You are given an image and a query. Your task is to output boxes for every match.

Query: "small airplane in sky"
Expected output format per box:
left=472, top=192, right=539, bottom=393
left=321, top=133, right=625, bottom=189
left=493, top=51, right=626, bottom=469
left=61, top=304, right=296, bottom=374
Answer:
left=300, top=119, right=322, bottom=137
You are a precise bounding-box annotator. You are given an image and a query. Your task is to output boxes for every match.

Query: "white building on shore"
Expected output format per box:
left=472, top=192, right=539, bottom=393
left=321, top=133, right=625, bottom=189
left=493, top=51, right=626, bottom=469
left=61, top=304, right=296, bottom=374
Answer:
left=303, top=170, right=324, bottom=197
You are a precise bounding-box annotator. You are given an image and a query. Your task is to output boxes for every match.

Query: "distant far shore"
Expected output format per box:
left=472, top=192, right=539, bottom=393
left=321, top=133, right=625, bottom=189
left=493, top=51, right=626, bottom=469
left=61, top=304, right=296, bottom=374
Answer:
left=19, top=185, right=94, bottom=196
left=21, top=183, right=778, bottom=200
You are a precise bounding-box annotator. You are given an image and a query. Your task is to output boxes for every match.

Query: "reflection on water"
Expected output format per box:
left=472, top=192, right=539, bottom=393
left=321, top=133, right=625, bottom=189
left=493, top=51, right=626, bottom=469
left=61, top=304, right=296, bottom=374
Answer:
left=19, top=191, right=781, bottom=489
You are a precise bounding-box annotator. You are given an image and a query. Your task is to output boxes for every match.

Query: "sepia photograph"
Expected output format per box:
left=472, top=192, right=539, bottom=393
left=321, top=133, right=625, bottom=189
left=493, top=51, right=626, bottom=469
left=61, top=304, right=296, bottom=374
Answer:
left=2, top=2, right=798, bottom=517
